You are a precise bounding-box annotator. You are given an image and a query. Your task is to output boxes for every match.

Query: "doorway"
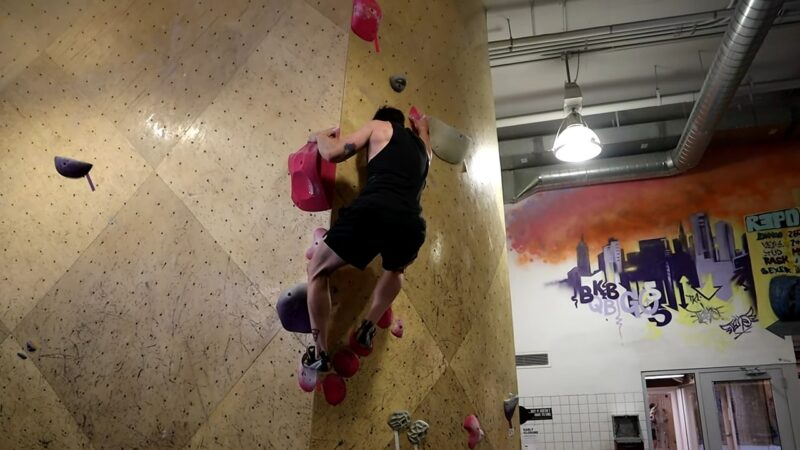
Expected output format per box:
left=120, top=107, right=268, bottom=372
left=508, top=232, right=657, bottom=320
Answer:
left=645, top=373, right=703, bottom=450
left=643, top=366, right=799, bottom=450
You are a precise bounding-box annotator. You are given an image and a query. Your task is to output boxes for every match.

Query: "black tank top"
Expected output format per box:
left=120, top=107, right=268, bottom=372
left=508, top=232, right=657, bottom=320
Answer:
left=353, top=122, right=429, bottom=214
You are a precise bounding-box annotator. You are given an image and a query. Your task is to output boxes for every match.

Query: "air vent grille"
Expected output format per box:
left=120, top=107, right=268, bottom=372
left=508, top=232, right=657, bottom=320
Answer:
left=516, top=353, right=549, bottom=367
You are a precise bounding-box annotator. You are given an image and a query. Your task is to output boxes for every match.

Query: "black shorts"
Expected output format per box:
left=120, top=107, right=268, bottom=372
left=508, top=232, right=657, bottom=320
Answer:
left=324, top=205, right=426, bottom=271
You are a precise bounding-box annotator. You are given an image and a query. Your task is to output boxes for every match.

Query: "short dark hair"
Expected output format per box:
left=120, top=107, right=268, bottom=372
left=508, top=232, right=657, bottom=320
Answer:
left=373, top=106, right=405, bottom=125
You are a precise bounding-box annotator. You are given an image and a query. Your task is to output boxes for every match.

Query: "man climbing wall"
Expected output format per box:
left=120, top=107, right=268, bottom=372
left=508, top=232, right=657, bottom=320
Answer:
left=303, top=106, right=432, bottom=371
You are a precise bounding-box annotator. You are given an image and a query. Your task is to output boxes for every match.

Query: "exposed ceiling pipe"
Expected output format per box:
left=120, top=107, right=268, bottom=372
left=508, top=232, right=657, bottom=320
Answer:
left=497, top=78, right=800, bottom=129
left=489, top=8, right=734, bottom=53
left=512, top=0, right=786, bottom=202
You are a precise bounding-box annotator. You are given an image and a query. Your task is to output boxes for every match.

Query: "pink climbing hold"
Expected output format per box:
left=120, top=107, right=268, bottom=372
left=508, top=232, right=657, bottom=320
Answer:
left=332, top=348, right=360, bottom=378
left=377, top=307, right=393, bottom=329
left=463, top=415, right=485, bottom=449
left=351, top=0, right=382, bottom=52
left=298, top=363, right=318, bottom=393
left=305, top=227, right=328, bottom=260
left=288, top=141, right=336, bottom=212
left=391, top=318, right=404, bottom=338
left=322, top=373, right=347, bottom=406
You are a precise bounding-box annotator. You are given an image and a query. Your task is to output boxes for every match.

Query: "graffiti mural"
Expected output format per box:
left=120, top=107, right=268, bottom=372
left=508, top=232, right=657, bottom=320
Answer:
left=506, top=141, right=800, bottom=342
left=562, top=212, right=752, bottom=330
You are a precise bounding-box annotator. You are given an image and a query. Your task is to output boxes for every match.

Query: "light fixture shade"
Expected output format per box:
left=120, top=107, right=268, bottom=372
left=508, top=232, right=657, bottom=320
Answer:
left=552, top=110, right=602, bottom=162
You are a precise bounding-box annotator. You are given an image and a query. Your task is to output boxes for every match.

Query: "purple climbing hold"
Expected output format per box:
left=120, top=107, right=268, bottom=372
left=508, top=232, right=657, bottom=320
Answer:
left=55, top=156, right=95, bottom=191
left=55, top=156, right=92, bottom=178
left=277, top=282, right=311, bottom=333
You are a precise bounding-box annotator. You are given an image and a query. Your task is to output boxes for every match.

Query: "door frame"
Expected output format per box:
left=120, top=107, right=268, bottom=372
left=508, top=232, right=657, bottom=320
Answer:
left=641, top=365, right=800, bottom=450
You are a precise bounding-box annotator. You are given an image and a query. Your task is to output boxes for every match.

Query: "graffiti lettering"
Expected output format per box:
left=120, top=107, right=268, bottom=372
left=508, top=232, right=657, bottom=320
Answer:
left=761, top=266, right=791, bottom=274
left=763, top=256, right=789, bottom=265
left=719, top=307, right=758, bottom=339
left=763, top=248, right=785, bottom=258
left=760, top=240, right=785, bottom=249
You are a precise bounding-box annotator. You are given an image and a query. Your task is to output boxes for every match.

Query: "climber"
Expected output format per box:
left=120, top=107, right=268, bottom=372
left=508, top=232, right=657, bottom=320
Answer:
left=302, top=106, right=432, bottom=371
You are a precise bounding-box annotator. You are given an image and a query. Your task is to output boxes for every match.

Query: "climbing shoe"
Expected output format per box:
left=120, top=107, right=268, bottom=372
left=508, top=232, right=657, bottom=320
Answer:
left=355, top=320, right=377, bottom=350
left=302, top=345, right=330, bottom=372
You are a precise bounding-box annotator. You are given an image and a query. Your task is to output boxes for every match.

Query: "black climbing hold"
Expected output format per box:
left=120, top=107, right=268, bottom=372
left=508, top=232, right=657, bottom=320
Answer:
left=17, top=352, right=28, bottom=360
left=390, top=75, right=407, bottom=93
left=26, top=341, right=37, bottom=353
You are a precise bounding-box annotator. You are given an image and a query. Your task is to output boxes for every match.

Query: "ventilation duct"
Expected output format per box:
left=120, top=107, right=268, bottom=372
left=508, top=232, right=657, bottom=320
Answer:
left=512, top=0, right=786, bottom=202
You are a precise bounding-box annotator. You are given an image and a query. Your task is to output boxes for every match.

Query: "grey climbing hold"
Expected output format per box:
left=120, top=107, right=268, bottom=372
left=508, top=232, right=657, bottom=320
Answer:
left=390, top=75, right=407, bottom=93
left=388, top=410, right=411, bottom=431
left=407, top=419, right=429, bottom=445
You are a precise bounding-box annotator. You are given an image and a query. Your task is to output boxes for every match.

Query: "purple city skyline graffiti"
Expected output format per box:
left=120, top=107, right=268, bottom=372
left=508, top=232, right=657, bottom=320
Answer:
left=561, top=212, right=756, bottom=333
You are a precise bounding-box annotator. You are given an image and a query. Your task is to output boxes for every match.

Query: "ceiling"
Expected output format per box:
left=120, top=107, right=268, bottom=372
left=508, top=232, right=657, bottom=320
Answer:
left=484, top=0, right=800, bottom=201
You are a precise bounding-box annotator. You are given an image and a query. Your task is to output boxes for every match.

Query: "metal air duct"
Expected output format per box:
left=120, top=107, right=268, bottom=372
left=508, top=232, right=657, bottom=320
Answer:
left=512, top=0, right=786, bottom=202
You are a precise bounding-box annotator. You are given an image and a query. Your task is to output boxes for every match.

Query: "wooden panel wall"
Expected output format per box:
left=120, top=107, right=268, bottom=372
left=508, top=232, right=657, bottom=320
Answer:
left=0, top=0, right=348, bottom=448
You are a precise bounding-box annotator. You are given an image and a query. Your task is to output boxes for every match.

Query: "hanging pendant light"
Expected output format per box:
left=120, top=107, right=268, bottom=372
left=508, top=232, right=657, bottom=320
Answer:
left=552, top=109, right=602, bottom=162
left=550, top=53, right=602, bottom=163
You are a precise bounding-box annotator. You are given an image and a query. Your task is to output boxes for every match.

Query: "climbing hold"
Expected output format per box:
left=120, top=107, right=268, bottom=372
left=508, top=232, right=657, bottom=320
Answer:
left=54, top=156, right=95, bottom=191
left=298, top=363, right=318, bottom=393
left=391, top=319, right=404, bottom=338
left=322, top=373, right=347, bottom=405
left=388, top=411, right=411, bottom=450
left=16, top=352, right=28, bottom=360
left=288, top=141, right=336, bottom=212
left=332, top=348, right=360, bottom=378
left=276, top=283, right=311, bottom=333
left=305, top=228, right=328, bottom=260
left=390, top=75, right=407, bottom=93
left=351, top=0, right=382, bottom=52
left=463, top=415, right=485, bottom=449
left=377, top=307, right=393, bottom=328
left=348, top=330, right=373, bottom=357
left=430, top=117, right=472, bottom=165
left=25, top=341, right=37, bottom=353
left=504, top=394, right=519, bottom=436
left=407, top=419, right=429, bottom=447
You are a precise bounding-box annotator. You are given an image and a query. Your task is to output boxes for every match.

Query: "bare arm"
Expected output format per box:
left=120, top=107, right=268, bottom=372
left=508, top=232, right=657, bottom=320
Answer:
left=313, top=121, right=378, bottom=163
left=410, top=115, right=433, bottom=161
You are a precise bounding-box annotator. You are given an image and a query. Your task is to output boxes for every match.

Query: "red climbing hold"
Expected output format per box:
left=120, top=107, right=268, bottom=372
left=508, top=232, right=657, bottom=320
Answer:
left=322, top=373, right=347, bottom=405
left=377, top=307, right=393, bottom=329
left=351, top=0, right=382, bottom=52
left=332, top=348, right=360, bottom=378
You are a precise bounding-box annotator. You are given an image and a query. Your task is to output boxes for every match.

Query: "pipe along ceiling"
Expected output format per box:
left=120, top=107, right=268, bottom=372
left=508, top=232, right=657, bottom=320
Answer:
left=510, top=0, right=787, bottom=203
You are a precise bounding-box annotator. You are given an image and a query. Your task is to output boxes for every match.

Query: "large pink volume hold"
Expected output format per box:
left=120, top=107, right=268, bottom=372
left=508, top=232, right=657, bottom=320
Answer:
left=288, top=141, right=336, bottom=212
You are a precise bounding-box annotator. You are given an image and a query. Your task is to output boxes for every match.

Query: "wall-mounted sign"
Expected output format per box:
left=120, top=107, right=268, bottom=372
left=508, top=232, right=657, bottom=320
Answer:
left=531, top=408, right=553, bottom=420
left=745, top=206, right=800, bottom=336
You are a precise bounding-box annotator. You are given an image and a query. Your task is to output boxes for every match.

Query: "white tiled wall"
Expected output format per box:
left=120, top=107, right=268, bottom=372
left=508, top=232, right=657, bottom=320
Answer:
left=520, top=392, right=648, bottom=450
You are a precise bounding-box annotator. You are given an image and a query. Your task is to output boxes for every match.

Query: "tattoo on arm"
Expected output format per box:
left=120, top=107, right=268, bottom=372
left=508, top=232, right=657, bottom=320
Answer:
left=343, top=143, right=357, bottom=157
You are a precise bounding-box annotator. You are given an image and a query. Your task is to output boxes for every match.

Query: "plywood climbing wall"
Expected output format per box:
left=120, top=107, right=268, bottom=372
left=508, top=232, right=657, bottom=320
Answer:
left=310, top=1, right=520, bottom=449
left=0, top=0, right=349, bottom=448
